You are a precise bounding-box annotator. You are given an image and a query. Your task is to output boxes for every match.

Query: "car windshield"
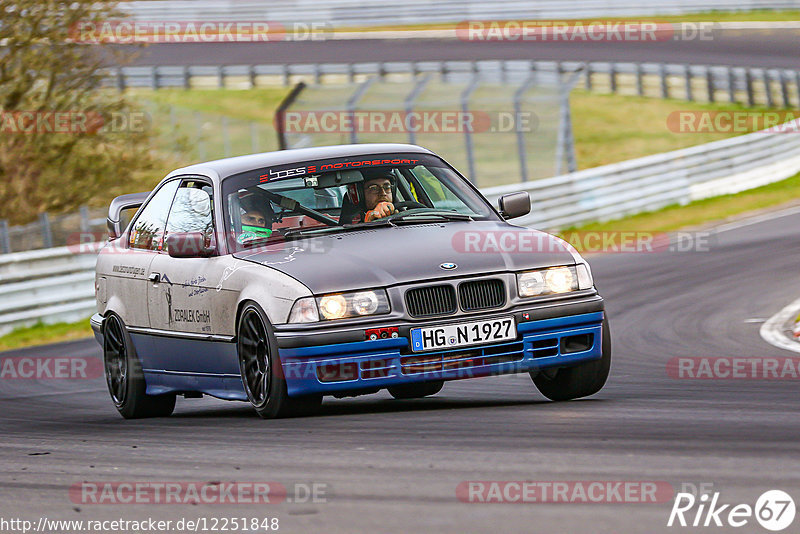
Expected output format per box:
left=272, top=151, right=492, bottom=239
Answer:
left=221, top=153, right=498, bottom=250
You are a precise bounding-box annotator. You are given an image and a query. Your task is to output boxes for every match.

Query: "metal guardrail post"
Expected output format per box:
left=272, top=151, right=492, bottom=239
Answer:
left=584, top=63, right=592, bottom=91
left=346, top=77, right=377, bottom=144
left=249, top=65, right=257, bottom=89
left=609, top=63, right=617, bottom=93
left=727, top=67, right=736, bottom=103
left=39, top=213, right=53, bottom=249
left=151, top=66, right=158, bottom=90
left=460, top=74, right=481, bottom=186
left=706, top=66, right=715, bottom=103
left=282, top=65, right=290, bottom=86
left=183, top=66, right=191, bottom=89
left=514, top=72, right=539, bottom=183
left=684, top=65, right=693, bottom=101
left=780, top=70, right=790, bottom=108
left=116, top=68, right=125, bottom=92
left=217, top=66, right=224, bottom=89
left=0, top=220, right=10, bottom=254
left=763, top=69, right=774, bottom=108
left=660, top=63, right=669, bottom=99
left=404, top=74, right=432, bottom=145
left=635, top=63, right=644, bottom=96
left=745, top=69, right=755, bottom=107
left=79, top=206, right=90, bottom=234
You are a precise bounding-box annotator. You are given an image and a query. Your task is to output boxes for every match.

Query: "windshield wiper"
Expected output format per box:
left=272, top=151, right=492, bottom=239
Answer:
left=282, top=219, right=395, bottom=239
left=389, top=210, right=474, bottom=223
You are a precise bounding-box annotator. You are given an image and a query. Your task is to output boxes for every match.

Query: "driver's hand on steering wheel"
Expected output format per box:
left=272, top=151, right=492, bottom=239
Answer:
left=365, top=201, right=396, bottom=222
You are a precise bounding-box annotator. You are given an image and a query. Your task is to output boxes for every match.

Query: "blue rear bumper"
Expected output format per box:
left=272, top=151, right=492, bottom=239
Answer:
left=279, top=312, right=604, bottom=396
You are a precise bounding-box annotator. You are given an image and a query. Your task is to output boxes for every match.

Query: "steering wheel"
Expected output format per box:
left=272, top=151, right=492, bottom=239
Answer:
left=393, top=200, right=427, bottom=212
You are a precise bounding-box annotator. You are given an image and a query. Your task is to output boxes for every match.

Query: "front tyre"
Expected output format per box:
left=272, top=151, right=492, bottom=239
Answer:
left=532, top=318, right=611, bottom=401
left=237, top=304, right=321, bottom=419
left=103, top=314, right=176, bottom=419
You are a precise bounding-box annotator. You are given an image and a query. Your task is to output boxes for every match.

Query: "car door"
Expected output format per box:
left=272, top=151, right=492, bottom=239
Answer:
left=147, top=179, right=239, bottom=374
left=105, top=179, right=180, bottom=329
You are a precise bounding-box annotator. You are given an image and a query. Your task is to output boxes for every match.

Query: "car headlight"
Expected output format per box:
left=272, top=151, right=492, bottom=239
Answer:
left=288, top=290, right=391, bottom=323
left=518, top=265, right=588, bottom=298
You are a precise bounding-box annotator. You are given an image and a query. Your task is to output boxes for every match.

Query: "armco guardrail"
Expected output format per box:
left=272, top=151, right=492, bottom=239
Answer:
left=480, top=120, right=800, bottom=229
left=109, top=60, right=800, bottom=109
left=120, top=0, right=800, bottom=26
left=0, top=245, right=99, bottom=336
left=4, top=120, right=800, bottom=334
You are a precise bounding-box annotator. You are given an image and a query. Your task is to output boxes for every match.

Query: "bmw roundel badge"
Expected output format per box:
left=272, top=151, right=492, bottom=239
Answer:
left=440, top=262, right=457, bottom=270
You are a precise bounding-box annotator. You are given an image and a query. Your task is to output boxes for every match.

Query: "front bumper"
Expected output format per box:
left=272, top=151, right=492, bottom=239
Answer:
left=279, top=311, right=604, bottom=396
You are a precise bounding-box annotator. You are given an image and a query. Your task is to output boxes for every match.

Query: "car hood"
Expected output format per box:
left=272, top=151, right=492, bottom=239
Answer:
left=233, top=220, right=577, bottom=294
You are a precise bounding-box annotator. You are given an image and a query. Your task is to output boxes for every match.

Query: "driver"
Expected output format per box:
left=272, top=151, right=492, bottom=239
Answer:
left=356, top=171, right=398, bottom=223
left=237, top=206, right=273, bottom=245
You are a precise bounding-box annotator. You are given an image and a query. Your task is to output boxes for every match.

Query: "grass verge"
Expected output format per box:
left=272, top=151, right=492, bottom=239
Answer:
left=0, top=319, right=94, bottom=353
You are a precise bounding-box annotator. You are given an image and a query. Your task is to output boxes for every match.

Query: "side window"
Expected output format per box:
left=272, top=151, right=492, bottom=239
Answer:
left=129, top=180, right=180, bottom=250
left=164, top=182, right=214, bottom=252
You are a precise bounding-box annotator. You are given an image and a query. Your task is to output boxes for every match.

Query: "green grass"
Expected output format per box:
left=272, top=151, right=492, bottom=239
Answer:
left=134, top=87, right=290, bottom=124
left=570, top=91, right=784, bottom=169
left=0, top=318, right=93, bottom=353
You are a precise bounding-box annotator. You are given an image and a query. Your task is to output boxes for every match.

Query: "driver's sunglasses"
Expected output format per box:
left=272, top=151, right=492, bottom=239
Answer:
left=365, top=184, right=393, bottom=194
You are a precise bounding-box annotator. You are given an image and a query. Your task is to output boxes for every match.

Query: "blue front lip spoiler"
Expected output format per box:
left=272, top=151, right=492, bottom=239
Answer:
left=279, top=312, right=604, bottom=396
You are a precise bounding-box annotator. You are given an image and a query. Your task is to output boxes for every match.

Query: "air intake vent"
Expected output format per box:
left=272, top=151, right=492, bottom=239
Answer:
left=405, top=285, right=457, bottom=318
left=459, top=279, right=506, bottom=311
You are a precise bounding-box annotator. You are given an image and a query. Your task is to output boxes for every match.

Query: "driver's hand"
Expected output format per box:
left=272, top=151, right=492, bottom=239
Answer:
left=365, top=201, right=396, bottom=222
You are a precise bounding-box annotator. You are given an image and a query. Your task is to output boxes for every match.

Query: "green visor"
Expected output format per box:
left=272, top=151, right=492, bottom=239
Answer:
left=237, top=225, right=273, bottom=244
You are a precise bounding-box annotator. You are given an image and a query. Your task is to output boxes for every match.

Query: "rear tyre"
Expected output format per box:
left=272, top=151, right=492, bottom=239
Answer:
left=388, top=381, right=444, bottom=399
left=103, top=314, right=176, bottom=419
left=531, top=319, right=611, bottom=401
left=237, top=304, right=321, bottom=419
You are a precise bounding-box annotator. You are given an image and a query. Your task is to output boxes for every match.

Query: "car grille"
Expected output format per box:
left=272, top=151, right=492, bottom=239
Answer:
left=405, top=285, right=457, bottom=318
left=459, top=279, right=505, bottom=311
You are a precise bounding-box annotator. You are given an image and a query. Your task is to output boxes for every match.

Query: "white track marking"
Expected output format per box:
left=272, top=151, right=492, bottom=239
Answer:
left=760, top=297, right=800, bottom=354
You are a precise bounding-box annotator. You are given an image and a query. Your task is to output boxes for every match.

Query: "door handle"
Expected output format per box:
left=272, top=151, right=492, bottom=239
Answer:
left=148, top=272, right=161, bottom=283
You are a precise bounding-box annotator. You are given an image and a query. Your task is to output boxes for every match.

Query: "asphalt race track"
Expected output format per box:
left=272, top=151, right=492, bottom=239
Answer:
left=130, top=29, right=800, bottom=69
left=1, top=207, right=799, bottom=533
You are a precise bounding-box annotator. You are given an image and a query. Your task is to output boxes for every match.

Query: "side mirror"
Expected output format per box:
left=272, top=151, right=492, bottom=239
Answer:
left=166, top=232, right=215, bottom=258
left=498, top=191, right=531, bottom=220
left=107, top=191, right=150, bottom=240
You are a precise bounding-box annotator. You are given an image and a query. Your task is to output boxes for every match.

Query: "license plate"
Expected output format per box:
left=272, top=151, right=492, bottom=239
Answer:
left=410, top=317, right=516, bottom=352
